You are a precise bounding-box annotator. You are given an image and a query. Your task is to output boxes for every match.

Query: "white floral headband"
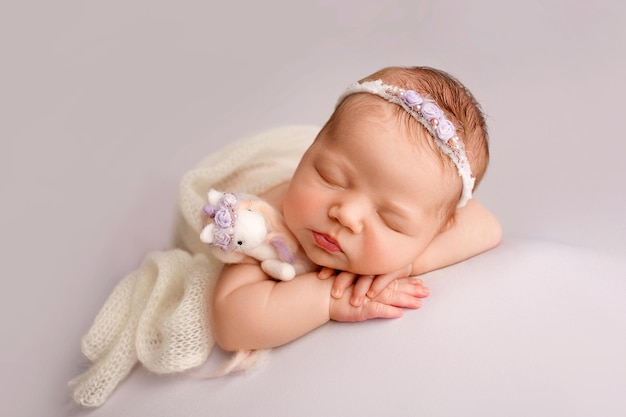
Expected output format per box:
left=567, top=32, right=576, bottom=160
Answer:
left=337, top=79, right=475, bottom=208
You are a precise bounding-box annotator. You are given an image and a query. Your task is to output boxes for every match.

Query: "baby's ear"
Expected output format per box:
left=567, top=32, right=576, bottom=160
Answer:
left=199, top=224, right=215, bottom=243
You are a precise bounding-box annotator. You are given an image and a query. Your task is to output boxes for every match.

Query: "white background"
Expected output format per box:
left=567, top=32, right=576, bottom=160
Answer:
left=3, top=1, right=625, bottom=416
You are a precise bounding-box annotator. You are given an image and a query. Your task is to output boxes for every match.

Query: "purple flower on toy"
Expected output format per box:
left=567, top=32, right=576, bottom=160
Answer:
left=436, top=119, right=456, bottom=141
left=214, top=208, right=232, bottom=228
left=221, top=193, right=238, bottom=208
left=402, top=90, right=423, bottom=107
left=213, top=229, right=232, bottom=251
left=421, top=102, right=443, bottom=120
left=203, top=205, right=216, bottom=217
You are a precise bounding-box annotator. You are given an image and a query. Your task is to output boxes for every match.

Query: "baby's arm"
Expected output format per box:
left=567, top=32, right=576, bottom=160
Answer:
left=211, top=263, right=427, bottom=351
left=411, top=198, right=502, bottom=275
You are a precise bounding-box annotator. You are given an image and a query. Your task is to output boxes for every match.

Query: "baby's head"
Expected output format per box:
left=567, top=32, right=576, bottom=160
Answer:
left=283, top=66, right=490, bottom=275
left=347, top=66, right=488, bottom=213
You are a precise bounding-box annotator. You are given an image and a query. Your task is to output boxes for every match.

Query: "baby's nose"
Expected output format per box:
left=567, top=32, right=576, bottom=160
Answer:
left=329, top=199, right=365, bottom=234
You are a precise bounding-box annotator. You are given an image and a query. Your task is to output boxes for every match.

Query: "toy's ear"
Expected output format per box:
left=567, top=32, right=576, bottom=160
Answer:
left=199, top=224, right=215, bottom=243
left=207, top=188, right=223, bottom=206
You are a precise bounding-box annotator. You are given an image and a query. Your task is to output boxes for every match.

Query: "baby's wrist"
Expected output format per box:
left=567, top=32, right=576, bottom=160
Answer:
left=323, top=278, right=336, bottom=320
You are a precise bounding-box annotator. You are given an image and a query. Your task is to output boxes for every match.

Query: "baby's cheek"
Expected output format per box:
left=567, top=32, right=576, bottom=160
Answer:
left=285, top=199, right=309, bottom=225
left=359, top=238, right=415, bottom=274
left=357, top=240, right=393, bottom=272
left=286, top=186, right=320, bottom=221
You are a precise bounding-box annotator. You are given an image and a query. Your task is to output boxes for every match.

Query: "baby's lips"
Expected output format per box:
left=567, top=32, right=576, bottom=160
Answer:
left=313, top=231, right=342, bottom=253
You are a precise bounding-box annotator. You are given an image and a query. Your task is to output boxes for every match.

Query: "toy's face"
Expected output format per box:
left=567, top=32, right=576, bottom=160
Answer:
left=283, top=95, right=458, bottom=275
left=231, top=209, right=267, bottom=252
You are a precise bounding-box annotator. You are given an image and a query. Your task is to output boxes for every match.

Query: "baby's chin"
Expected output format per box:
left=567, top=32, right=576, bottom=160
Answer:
left=313, top=257, right=385, bottom=276
left=303, top=248, right=346, bottom=272
left=303, top=242, right=401, bottom=275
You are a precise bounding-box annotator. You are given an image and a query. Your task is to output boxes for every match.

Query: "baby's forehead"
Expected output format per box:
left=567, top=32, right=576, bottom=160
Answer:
left=320, top=97, right=461, bottom=207
left=335, top=93, right=393, bottom=117
left=319, top=111, right=458, bottom=202
left=332, top=94, right=434, bottom=149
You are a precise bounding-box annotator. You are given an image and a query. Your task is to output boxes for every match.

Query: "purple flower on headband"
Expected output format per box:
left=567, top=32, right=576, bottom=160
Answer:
left=402, top=90, right=423, bottom=107
left=213, top=230, right=232, bottom=251
left=436, top=119, right=456, bottom=141
left=421, top=102, right=443, bottom=120
left=214, top=208, right=233, bottom=229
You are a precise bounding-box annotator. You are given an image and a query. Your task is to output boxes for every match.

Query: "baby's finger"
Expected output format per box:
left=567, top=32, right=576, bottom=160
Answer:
left=394, top=277, right=429, bottom=298
left=365, top=273, right=398, bottom=300
left=331, top=271, right=357, bottom=299
left=373, top=277, right=429, bottom=307
left=366, top=264, right=412, bottom=299
left=361, top=301, right=404, bottom=320
left=373, top=288, right=423, bottom=309
left=350, top=275, right=374, bottom=307
left=317, top=267, right=335, bottom=280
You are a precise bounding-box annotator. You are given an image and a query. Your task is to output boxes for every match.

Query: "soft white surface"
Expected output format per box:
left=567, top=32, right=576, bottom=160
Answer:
left=3, top=1, right=625, bottom=416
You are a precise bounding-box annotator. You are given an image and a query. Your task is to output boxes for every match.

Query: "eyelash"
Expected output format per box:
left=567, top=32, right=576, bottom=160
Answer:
left=377, top=212, right=404, bottom=233
left=317, top=168, right=344, bottom=188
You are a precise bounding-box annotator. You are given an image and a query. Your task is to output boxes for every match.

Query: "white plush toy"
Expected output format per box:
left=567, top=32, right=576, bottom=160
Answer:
left=200, top=188, right=313, bottom=281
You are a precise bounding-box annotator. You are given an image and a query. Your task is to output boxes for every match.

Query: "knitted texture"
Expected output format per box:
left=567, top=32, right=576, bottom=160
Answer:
left=70, top=125, right=320, bottom=407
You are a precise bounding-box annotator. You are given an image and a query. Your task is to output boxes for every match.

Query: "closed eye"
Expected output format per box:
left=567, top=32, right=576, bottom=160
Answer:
left=378, top=211, right=411, bottom=235
left=316, top=167, right=345, bottom=189
left=381, top=218, right=403, bottom=233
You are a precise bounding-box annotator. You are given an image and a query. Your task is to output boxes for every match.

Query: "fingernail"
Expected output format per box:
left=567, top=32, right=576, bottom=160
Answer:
left=331, top=289, right=342, bottom=298
left=351, top=297, right=363, bottom=307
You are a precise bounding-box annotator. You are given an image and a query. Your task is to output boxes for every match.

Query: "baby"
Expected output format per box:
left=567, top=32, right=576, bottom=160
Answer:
left=70, top=65, right=501, bottom=406
left=210, top=66, right=501, bottom=351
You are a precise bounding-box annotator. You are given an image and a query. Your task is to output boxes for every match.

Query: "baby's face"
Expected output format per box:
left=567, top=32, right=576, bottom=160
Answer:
left=283, top=96, right=458, bottom=275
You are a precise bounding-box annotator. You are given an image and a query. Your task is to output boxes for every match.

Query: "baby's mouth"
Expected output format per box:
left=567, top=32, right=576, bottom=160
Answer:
left=312, top=231, right=342, bottom=253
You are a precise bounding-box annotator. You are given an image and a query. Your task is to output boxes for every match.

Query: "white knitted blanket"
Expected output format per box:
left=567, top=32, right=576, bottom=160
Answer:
left=69, top=125, right=320, bottom=407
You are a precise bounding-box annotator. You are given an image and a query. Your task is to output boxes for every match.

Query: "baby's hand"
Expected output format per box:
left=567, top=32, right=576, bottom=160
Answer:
left=318, top=264, right=415, bottom=307
left=328, top=276, right=429, bottom=322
